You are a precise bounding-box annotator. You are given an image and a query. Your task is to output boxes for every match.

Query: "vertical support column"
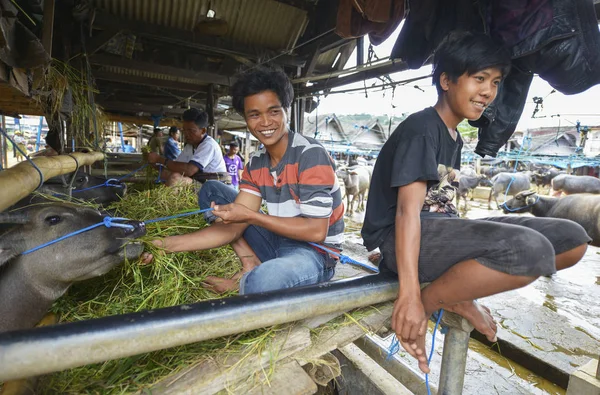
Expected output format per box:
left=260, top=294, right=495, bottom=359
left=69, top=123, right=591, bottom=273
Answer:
left=356, top=37, right=364, bottom=66
left=207, top=84, right=216, bottom=139
left=438, top=327, right=470, bottom=394
left=41, top=0, right=55, bottom=57
left=297, top=98, right=305, bottom=135
left=1, top=115, right=7, bottom=169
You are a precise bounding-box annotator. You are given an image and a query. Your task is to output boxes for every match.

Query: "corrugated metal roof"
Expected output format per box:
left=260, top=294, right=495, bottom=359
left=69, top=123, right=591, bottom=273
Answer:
left=99, top=65, right=208, bottom=86
left=93, top=0, right=309, bottom=51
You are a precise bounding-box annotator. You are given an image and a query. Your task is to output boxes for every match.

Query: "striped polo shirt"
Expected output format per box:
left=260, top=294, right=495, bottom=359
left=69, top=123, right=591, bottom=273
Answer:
left=240, top=131, right=345, bottom=249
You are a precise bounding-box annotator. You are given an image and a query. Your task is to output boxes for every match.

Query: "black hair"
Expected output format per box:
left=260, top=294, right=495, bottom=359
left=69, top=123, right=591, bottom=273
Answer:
left=229, top=142, right=238, bottom=148
left=230, top=65, right=294, bottom=115
left=432, top=31, right=511, bottom=95
left=182, top=108, right=209, bottom=129
left=168, top=126, right=178, bottom=136
left=153, top=128, right=162, bottom=135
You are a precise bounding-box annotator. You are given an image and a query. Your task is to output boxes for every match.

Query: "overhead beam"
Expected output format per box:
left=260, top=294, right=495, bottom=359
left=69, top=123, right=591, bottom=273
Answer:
left=93, top=70, right=209, bottom=92
left=86, top=29, right=121, bottom=55
left=90, top=54, right=231, bottom=86
left=302, top=60, right=410, bottom=95
left=93, top=11, right=305, bottom=67
left=273, top=0, right=316, bottom=12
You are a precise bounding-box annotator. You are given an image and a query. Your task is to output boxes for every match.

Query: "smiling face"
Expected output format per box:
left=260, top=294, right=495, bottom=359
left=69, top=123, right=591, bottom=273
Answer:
left=243, top=90, right=289, bottom=151
left=182, top=121, right=206, bottom=146
left=441, top=67, right=503, bottom=123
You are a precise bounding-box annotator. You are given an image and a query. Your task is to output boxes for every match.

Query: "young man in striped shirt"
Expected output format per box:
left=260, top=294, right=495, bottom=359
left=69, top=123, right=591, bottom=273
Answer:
left=142, top=66, right=344, bottom=294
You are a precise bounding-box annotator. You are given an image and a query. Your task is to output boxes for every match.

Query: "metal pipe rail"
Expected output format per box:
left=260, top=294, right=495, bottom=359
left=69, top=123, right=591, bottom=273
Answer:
left=0, top=275, right=397, bottom=381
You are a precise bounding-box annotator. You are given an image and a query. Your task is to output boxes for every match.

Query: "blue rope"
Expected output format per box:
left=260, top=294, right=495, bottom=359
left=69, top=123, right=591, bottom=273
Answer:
left=72, top=178, right=125, bottom=193
left=21, top=217, right=135, bottom=255
left=308, top=242, right=379, bottom=273
left=145, top=207, right=214, bottom=224
left=70, top=163, right=149, bottom=193
left=386, top=309, right=444, bottom=395
left=0, top=127, right=45, bottom=190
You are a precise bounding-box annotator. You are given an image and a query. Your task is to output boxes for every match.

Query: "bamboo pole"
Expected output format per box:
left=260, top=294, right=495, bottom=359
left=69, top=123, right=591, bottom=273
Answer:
left=0, top=151, right=105, bottom=211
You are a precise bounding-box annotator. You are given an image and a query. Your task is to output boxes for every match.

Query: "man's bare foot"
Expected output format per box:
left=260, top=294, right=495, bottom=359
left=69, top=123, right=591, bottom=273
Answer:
left=368, top=252, right=381, bottom=264
left=445, top=301, right=497, bottom=342
left=203, top=271, right=243, bottom=294
left=399, top=332, right=430, bottom=373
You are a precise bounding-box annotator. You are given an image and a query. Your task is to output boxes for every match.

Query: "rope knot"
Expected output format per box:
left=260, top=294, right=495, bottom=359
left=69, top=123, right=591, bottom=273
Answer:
left=105, top=178, right=124, bottom=188
left=103, top=216, right=135, bottom=230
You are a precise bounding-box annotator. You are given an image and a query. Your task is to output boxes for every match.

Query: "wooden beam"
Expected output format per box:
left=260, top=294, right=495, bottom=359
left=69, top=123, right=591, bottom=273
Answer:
left=273, top=0, right=316, bottom=12
left=41, top=0, right=55, bottom=57
left=302, top=60, right=410, bottom=95
left=93, top=11, right=305, bottom=67
left=90, top=54, right=230, bottom=86
left=93, top=70, right=209, bottom=92
left=86, top=29, right=121, bottom=55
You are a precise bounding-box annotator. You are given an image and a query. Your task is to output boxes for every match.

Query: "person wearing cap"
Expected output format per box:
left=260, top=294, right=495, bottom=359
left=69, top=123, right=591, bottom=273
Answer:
left=147, top=108, right=227, bottom=186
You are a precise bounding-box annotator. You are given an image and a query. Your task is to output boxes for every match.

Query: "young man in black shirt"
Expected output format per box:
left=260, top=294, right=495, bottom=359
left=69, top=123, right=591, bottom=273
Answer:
left=362, top=32, right=590, bottom=373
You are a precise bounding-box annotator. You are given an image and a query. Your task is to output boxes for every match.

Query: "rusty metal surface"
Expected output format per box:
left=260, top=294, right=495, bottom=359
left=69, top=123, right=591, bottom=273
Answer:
left=93, top=0, right=309, bottom=51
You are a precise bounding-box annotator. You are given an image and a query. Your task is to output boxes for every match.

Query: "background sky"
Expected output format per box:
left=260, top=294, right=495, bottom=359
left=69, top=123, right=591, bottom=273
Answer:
left=308, top=23, right=600, bottom=132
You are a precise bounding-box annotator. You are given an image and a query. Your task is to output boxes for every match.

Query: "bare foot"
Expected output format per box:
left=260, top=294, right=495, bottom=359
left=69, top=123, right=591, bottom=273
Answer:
left=140, top=252, right=154, bottom=265
left=368, top=252, right=381, bottom=264
left=445, top=301, right=498, bottom=342
left=399, top=333, right=430, bottom=373
left=203, top=271, right=243, bottom=294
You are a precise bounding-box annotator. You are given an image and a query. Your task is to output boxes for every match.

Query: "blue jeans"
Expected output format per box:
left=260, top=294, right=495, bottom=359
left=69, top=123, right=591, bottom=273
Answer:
left=198, top=181, right=335, bottom=294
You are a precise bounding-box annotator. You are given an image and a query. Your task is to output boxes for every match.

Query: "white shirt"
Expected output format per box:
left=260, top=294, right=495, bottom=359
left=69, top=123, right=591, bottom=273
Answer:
left=175, top=135, right=226, bottom=173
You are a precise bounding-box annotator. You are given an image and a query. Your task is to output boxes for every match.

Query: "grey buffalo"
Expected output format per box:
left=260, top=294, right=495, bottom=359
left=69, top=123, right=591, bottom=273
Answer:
left=531, top=167, right=564, bottom=193
left=12, top=170, right=127, bottom=209
left=336, top=165, right=370, bottom=215
left=0, top=203, right=145, bottom=332
left=551, top=174, right=600, bottom=196
left=488, top=172, right=531, bottom=209
left=502, top=191, right=600, bottom=246
left=456, top=174, right=491, bottom=211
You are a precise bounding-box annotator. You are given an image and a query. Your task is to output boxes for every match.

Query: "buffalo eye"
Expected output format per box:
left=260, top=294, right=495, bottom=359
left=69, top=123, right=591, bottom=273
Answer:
left=77, top=177, right=85, bottom=183
left=45, top=215, right=62, bottom=225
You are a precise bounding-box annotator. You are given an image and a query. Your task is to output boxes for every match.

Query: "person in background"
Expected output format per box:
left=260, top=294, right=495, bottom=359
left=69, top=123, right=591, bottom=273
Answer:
left=164, top=126, right=181, bottom=161
left=147, top=108, right=228, bottom=186
left=148, top=128, right=164, bottom=155
left=223, top=142, right=244, bottom=189
left=123, top=140, right=136, bottom=153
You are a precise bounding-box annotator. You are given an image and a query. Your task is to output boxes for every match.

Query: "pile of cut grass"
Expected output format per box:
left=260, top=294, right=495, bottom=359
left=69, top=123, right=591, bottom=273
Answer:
left=36, top=184, right=373, bottom=394
left=39, top=184, right=263, bottom=394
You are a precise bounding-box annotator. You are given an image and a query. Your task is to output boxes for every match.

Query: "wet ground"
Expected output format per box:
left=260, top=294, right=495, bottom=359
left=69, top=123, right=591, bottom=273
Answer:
left=335, top=199, right=599, bottom=394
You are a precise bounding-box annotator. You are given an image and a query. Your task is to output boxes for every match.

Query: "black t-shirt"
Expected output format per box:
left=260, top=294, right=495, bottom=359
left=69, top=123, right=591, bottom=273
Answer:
left=361, top=107, right=463, bottom=251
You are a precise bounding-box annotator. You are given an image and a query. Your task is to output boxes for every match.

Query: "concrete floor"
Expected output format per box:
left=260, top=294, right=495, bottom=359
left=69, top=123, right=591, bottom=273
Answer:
left=336, top=200, right=599, bottom=394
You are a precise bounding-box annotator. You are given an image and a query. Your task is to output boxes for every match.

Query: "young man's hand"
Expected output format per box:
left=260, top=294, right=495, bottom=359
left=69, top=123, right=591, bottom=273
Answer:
left=391, top=294, right=430, bottom=373
left=211, top=201, right=255, bottom=224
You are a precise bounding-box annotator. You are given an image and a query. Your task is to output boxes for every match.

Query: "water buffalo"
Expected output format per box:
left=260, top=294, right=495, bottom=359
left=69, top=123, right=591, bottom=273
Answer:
left=481, top=166, right=510, bottom=179
left=531, top=167, right=564, bottom=193
left=488, top=172, right=531, bottom=209
left=456, top=174, right=491, bottom=211
left=336, top=165, right=370, bottom=215
left=0, top=203, right=145, bottom=332
left=551, top=174, right=600, bottom=196
left=12, top=170, right=127, bottom=208
left=502, top=191, right=600, bottom=246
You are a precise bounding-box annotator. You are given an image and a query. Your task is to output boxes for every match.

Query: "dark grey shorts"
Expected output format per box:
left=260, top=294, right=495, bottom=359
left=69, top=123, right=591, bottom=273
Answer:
left=379, top=216, right=591, bottom=282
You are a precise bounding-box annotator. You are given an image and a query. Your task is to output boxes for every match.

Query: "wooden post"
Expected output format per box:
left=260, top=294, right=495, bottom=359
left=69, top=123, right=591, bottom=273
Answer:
left=356, top=37, right=364, bottom=66
left=41, top=0, right=55, bottom=57
left=1, top=115, right=7, bottom=169
left=207, top=84, right=216, bottom=139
